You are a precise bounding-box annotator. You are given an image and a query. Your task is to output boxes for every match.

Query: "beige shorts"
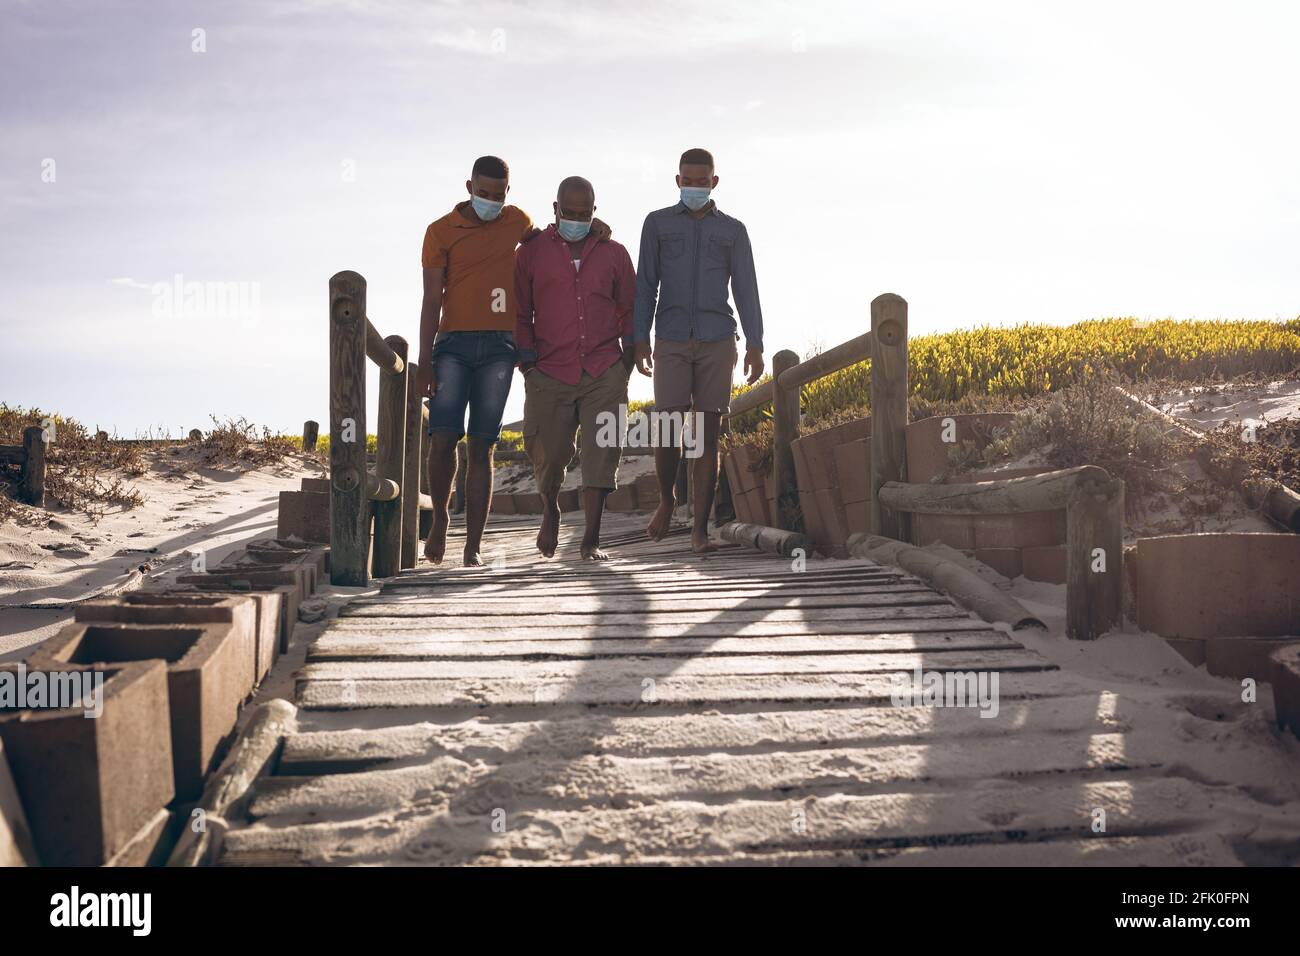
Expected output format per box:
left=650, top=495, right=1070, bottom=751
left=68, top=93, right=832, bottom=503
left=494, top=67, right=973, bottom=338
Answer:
left=652, top=336, right=738, bottom=414
left=523, top=362, right=630, bottom=494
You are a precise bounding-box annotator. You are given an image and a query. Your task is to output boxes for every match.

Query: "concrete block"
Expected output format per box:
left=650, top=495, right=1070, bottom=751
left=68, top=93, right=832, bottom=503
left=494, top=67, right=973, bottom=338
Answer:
left=973, top=547, right=1022, bottom=580
left=163, top=583, right=288, bottom=675
left=791, top=417, right=871, bottom=493
left=177, top=565, right=310, bottom=608
left=235, top=539, right=329, bottom=581
left=1270, top=644, right=1300, bottom=739
left=833, top=439, right=872, bottom=504
left=0, top=737, right=37, bottom=866
left=813, top=486, right=849, bottom=549
left=513, top=492, right=544, bottom=514
left=1136, top=533, right=1300, bottom=639
left=1164, top=638, right=1207, bottom=668
left=905, top=413, right=1015, bottom=484
left=105, top=807, right=179, bottom=867
left=911, top=513, right=977, bottom=551
left=30, top=622, right=247, bottom=802
left=1022, top=545, right=1067, bottom=585
left=558, top=488, right=582, bottom=513
left=0, top=661, right=174, bottom=866
left=844, top=498, right=871, bottom=535
left=300, top=477, right=330, bottom=493
left=633, top=474, right=660, bottom=509
left=606, top=484, right=639, bottom=512
left=971, top=511, right=1066, bottom=550
left=75, top=592, right=257, bottom=702
left=727, top=444, right=765, bottom=494
left=277, top=489, right=330, bottom=544
left=1204, top=636, right=1298, bottom=682
left=798, top=490, right=825, bottom=545
left=490, top=492, right=517, bottom=515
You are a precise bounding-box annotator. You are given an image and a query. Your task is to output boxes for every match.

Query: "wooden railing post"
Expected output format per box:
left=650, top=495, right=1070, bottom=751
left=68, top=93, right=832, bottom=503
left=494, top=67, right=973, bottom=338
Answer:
left=372, top=334, right=408, bottom=578
left=301, top=420, right=319, bottom=452
left=329, top=270, right=370, bottom=587
left=21, top=425, right=46, bottom=507
left=1066, top=475, right=1124, bottom=640
left=400, top=362, right=422, bottom=570
left=771, top=349, right=801, bottom=530
left=870, top=293, right=909, bottom=541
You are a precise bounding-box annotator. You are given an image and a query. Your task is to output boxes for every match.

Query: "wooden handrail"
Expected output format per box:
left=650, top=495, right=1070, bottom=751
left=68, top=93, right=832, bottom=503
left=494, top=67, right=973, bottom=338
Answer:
left=722, top=289, right=1122, bottom=639
left=877, top=465, right=1110, bottom=515
left=328, top=270, right=415, bottom=586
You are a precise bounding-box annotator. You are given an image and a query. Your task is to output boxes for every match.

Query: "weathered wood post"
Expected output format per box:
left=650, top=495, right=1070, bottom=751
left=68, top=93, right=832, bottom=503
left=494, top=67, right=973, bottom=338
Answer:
left=21, top=426, right=46, bottom=507
left=302, top=420, right=319, bottom=452
left=870, top=293, right=909, bottom=541
left=329, top=270, right=370, bottom=587
left=1066, top=475, right=1125, bottom=640
left=400, top=365, right=422, bottom=569
left=771, top=349, right=801, bottom=530
left=372, top=335, right=408, bottom=578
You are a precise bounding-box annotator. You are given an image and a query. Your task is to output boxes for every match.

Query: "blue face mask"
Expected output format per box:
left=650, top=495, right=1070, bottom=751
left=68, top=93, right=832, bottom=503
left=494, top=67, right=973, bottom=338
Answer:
left=557, top=217, right=591, bottom=242
left=471, top=195, right=504, bottom=221
left=680, top=186, right=712, bottom=211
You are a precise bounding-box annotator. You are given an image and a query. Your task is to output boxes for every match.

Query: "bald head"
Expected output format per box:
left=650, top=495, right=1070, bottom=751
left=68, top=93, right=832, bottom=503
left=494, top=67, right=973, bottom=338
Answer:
left=557, top=176, right=594, bottom=204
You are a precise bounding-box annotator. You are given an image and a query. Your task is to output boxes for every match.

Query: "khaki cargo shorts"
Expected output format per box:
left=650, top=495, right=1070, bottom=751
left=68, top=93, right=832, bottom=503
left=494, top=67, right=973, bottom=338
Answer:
left=652, top=335, right=738, bottom=414
left=523, top=361, right=631, bottom=495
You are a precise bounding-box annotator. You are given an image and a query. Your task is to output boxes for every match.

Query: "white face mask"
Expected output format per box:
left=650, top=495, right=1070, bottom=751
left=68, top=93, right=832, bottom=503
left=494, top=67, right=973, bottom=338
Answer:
left=471, top=195, right=504, bottom=221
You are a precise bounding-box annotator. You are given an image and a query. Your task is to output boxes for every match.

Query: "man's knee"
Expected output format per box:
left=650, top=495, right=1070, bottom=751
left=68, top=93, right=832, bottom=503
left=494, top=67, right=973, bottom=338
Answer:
left=427, top=432, right=459, bottom=456
left=465, top=436, right=495, bottom=463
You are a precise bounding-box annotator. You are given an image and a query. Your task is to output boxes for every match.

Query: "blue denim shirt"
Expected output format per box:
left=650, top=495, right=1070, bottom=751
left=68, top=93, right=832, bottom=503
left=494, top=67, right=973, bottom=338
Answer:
left=633, top=201, right=763, bottom=351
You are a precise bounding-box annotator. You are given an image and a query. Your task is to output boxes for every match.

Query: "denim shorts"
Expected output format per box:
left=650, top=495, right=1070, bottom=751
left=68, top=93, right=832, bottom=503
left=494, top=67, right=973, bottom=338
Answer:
left=427, top=331, right=517, bottom=442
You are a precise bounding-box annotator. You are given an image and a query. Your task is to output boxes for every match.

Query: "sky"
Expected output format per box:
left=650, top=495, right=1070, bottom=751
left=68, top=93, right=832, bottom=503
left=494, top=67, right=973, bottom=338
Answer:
left=2, top=0, right=1298, bottom=436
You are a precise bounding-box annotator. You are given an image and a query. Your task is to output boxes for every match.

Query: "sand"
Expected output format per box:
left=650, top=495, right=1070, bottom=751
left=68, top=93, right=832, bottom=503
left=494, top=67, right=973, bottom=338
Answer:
left=0, top=446, right=327, bottom=659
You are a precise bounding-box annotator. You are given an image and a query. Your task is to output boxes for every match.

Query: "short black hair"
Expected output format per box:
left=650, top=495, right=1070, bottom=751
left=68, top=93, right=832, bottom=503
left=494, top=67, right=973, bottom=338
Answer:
left=679, top=148, right=714, bottom=170
left=471, top=155, right=509, bottom=180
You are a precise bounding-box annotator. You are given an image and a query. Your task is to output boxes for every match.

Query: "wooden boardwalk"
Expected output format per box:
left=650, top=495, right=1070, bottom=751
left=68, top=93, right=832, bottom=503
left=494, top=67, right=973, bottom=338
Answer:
left=219, top=514, right=1291, bottom=866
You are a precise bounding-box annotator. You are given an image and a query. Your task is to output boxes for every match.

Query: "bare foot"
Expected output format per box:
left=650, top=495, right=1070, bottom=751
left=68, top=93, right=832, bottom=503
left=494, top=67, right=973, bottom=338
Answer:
left=537, top=503, right=560, bottom=557
left=463, top=549, right=484, bottom=567
left=423, top=509, right=449, bottom=564
left=646, top=500, right=674, bottom=541
left=581, top=541, right=610, bottom=561
left=691, top=529, right=719, bottom=554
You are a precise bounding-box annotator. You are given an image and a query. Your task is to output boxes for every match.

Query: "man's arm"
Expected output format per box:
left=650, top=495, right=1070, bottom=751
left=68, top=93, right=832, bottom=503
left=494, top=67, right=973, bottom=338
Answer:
left=632, top=215, right=658, bottom=376
left=613, top=244, right=637, bottom=369
left=418, top=267, right=445, bottom=398
left=731, top=223, right=765, bottom=384
left=514, top=245, right=538, bottom=372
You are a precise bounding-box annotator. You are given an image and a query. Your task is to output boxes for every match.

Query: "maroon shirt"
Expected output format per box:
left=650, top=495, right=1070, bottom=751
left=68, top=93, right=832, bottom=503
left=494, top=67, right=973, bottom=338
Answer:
left=514, top=225, right=636, bottom=386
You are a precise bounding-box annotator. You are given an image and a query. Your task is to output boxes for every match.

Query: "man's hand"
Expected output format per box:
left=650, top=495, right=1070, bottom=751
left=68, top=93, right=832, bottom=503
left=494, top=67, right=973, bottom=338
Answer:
left=743, top=347, right=764, bottom=386
left=520, top=226, right=543, bottom=244
left=418, top=361, right=436, bottom=400
left=621, top=349, right=636, bottom=373
left=634, top=342, right=653, bottom=377
left=519, top=360, right=537, bottom=377
left=591, top=217, right=612, bottom=242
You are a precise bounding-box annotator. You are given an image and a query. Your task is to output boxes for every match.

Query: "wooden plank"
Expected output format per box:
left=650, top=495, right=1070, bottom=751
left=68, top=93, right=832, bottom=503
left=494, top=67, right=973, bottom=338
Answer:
left=369, top=574, right=918, bottom=598
left=306, top=631, right=1022, bottom=662
left=250, top=731, right=1155, bottom=823
left=325, top=613, right=995, bottom=640
left=278, top=694, right=1132, bottom=772
left=297, top=648, right=1053, bottom=682
left=338, top=592, right=953, bottom=617
left=294, top=668, right=1086, bottom=709
left=218, top=777, right=1236, bottom=865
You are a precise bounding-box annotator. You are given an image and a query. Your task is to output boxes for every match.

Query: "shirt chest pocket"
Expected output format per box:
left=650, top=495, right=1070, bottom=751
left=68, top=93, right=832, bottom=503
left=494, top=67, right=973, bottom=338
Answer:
left=706, top=235, right=733, bottom=268
left=659, top=232, right=685, bottom=261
